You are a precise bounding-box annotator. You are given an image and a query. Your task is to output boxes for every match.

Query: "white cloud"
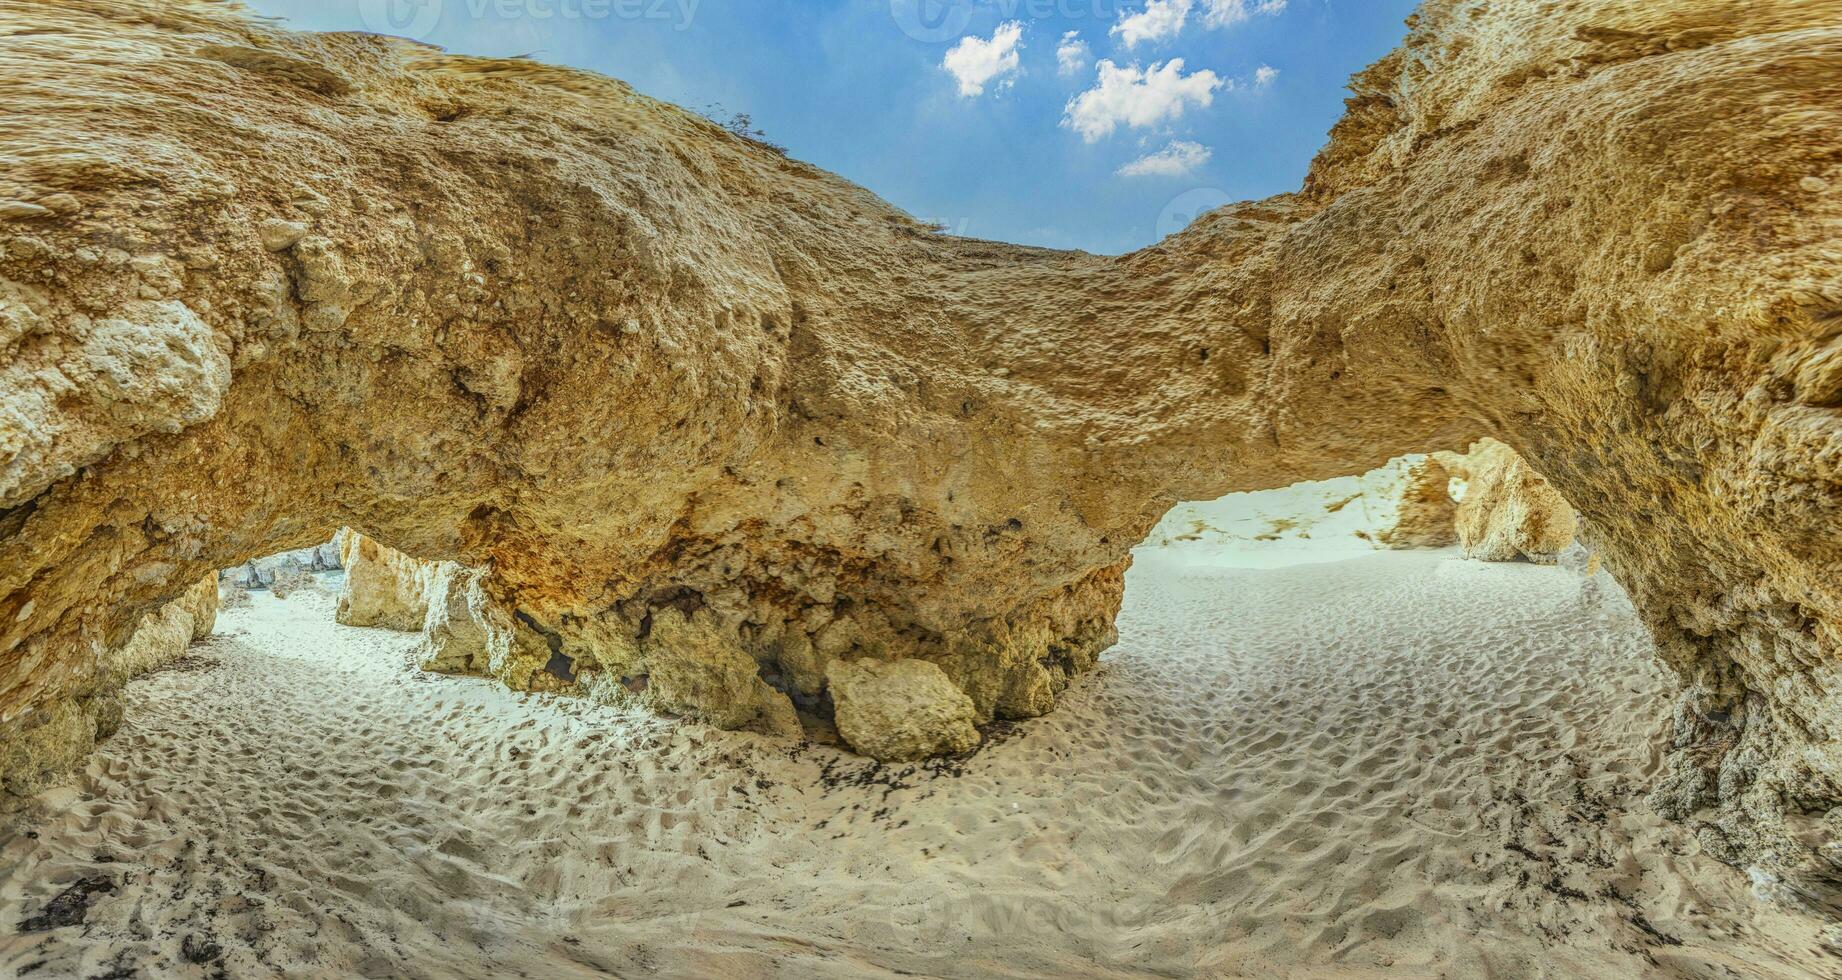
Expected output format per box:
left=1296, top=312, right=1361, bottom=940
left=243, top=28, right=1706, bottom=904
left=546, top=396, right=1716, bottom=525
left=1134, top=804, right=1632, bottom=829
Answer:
left=1056, top=31, right=1091, bottom=77
left=1117, top=140, right=1213, bottom=177
left=942, top=21, right=1024, bottom=98
left=1110, top=0, right=1191, bottom=47
left=1200, top=0, right=1287, bottom=28
left=1063, top=58, right=1226, bottom=142
left=1108, top=0, right=1285, bottom=49
left=1254, top=64, right=1279, bottom=86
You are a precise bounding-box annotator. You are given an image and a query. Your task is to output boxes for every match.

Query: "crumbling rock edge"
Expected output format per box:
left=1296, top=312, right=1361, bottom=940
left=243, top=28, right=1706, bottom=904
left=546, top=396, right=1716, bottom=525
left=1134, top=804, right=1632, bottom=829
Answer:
left=336, top=529, right=1097, bottom=758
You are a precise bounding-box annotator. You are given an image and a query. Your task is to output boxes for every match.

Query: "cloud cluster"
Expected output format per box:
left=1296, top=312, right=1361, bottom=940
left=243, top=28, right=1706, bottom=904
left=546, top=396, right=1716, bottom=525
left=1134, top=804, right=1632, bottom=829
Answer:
left=1111, top=0, right=1190, bottom=48
left=1110, top=0, right=1287, bottom=47
left=1116, top=140, right=1212, bottom=177
left=1063, top=58, right=1224, bottom=142
left=1056, top=31, right=1091, bottom=76
left=1200, top=0, right=1288, bottom=29
left=942, top=21, right=1024, bottom=97
left=935, top=0, right=1281, bottom=181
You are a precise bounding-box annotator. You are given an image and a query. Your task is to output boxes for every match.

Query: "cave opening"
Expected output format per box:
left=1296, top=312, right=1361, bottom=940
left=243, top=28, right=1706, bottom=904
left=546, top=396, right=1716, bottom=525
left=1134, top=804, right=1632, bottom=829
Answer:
left=27, top=445, right=1806, bottom=979
left=221, top=540, right=346, bottom=599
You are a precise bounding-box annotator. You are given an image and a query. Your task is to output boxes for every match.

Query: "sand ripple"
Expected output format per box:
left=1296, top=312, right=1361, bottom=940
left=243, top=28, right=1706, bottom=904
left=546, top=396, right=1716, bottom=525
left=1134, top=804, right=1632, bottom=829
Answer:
left=3, top=551, right=1836, bottom=978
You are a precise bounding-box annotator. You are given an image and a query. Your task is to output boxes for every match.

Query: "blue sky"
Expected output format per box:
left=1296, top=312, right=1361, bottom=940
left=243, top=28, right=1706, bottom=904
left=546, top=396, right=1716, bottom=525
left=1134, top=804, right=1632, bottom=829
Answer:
left=244, top=0, right=1418, bottom=254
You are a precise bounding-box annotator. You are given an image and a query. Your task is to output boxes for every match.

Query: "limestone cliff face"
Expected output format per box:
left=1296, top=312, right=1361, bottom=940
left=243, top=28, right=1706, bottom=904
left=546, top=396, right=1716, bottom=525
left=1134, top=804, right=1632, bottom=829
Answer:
left=1441, top=440, right=1578, bottom=564
left=334, top=528, right=435, bottom=631
left=0, top=0, right=1838, bottom=854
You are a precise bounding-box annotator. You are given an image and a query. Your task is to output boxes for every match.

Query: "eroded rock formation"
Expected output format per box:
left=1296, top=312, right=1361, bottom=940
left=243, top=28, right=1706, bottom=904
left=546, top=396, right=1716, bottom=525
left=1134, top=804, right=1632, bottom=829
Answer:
left=228, top=541, right=341, bottom=591
left=0, top=0, right=1838, bottom=858
left=334, top=528, right=435, bottom=631
left=1, top=574, right=214, bottom=810
left=417, top=562, right=494, bottom=675
left=1440, top=439, right=1579, bottom=563
left=352, top=531, right=826, bottom=741
left=1377, top=457, right=1459, bottom=550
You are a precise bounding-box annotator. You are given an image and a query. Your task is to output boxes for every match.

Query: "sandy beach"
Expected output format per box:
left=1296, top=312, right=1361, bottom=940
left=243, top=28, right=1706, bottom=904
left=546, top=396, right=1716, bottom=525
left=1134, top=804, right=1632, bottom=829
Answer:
left=5, top=521, right=1836, bottom=978
left=4, top=1, right=1840, bottom=976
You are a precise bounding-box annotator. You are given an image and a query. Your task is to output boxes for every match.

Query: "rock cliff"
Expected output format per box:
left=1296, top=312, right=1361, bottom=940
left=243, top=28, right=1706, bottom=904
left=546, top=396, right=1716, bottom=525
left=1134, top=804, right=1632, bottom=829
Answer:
left=228, top=541, right=341, bottom=591
left=0, top=0, right=1838, bottom=858
left=1377, top=457, right=1459, bottom=550
left=1, top=573, right=214, bottom=810
left=334, top=528, right=435, bottom=631
left=1441, top=439, right=1579, bottom=563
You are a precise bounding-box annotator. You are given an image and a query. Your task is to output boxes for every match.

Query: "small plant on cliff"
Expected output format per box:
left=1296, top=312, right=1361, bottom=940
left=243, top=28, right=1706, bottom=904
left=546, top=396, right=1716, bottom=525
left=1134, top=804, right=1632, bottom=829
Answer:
left=699, top=103, right=787, bottom=156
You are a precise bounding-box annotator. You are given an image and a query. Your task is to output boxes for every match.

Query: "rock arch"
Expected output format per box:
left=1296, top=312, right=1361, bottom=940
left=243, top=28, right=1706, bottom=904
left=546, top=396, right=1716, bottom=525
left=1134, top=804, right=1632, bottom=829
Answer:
left=2, top=0, right=1838, bottom=858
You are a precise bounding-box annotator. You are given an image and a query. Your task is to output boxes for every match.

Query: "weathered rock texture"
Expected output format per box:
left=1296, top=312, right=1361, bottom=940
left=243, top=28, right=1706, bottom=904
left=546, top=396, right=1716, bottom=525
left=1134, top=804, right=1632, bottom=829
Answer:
left=1377, top=457, right=1459, bottom=550
left=827, top=658, right=982, bottom=762
left=1, top=574, right=213, bottom=810
left=0, top=0, right=1839, bottom=856
left=360, top=531, right=813, bottom=739
left=1440, top=439, right=1579, bottom=563
left=416, top=562, right=493, bottom=675
left=334, top=528, right=434, bottom=631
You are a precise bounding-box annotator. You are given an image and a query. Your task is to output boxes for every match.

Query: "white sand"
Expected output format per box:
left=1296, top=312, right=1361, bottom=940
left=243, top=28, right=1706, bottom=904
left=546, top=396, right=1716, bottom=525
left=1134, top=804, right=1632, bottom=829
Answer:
left=4, top=532, right=1837, bottom=977
left=1144, top=459, right=1433, bottom=568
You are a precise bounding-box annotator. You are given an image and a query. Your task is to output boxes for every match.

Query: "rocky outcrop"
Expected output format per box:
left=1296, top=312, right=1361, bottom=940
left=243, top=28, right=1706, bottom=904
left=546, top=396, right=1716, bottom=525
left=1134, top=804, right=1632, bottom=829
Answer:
left=365, top=531, right=1029, bottom=752
left=1441, top=440, right=1578, bottom=563
left=228, top=542, right=341, bottom=590
left=416, top=563, right=493, bottom=675
left=827, top=658, right=982, bottom=762
left=0, top=0, right=1838, bottom=859
left=1377, top=457, right=1459, bottom=550
left=103, top=573, right=218, bottom=682
left=334, top=529, right=435, bottom=631
left=1, top=574, right=214, bottom=811
left=412, top=561, right=571, bottom=693
left=385, top=535, right=815, bottom=741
